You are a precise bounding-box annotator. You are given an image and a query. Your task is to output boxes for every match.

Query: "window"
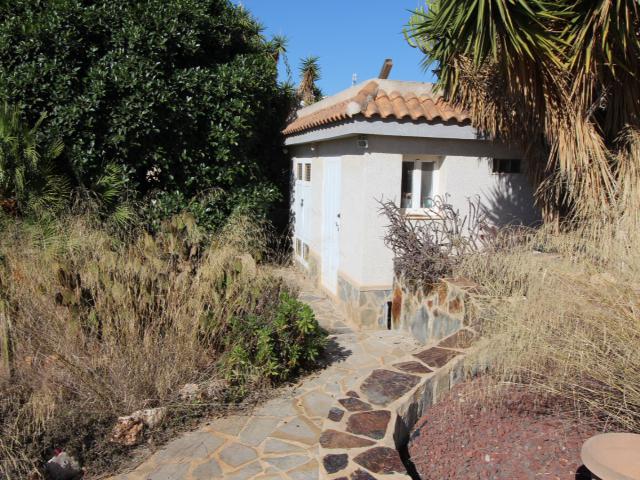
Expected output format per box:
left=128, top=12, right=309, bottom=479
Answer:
left=401, top=159, right=438, bottom=210
left=492, top=158, right=521, bottom=174
left=296, top=162, right=311, bottom=182
left=294, top=238, right=309, bottom=262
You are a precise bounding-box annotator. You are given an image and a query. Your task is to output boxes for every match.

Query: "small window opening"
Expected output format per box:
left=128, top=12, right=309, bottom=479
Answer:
left=304, top=163, right=311, bottom=182
left=297, top=163, right=303, bottom=180
left=401, top=159, right=437, bottom=209
left=302, top=243, right=309, bottom=261
left=386, top=301, right=393, bottom=330
left=492, top=158, right=521, bottom=174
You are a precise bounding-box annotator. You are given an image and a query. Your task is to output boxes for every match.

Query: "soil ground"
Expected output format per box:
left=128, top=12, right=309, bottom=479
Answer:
left=408, top=380, right=600, bottom=480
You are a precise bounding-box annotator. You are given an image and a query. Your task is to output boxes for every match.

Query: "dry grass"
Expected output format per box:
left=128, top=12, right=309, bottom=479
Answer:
left=0, top=213, right=324, bottom=478
left=458, top=210, right=640, bottom=432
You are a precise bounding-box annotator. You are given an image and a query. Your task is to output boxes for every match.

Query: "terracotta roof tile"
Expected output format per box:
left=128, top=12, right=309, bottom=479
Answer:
left=420, top=97, right=441, bottom=121
left=283, top=79, right=470, bottom=136
left=404, top=94, right=422, bottom=121
left=375, top=92, right=394, bottom=118
left=364, top=98, right=379, bottom=117
left=390, top=91, right=410, bottom=119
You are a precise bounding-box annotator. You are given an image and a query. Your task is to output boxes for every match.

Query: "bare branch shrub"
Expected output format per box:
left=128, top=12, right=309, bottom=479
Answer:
left=379, top=195, right=490, bottom=289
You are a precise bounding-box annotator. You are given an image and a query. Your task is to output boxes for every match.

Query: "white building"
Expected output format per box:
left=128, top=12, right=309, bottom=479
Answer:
left=284, top=78, right=540, bottom=329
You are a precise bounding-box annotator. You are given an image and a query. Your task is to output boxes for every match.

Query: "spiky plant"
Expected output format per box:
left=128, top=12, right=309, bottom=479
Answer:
left=405, top=0, right=640, bottom=223
left=268, top=34, right=293, bottom=81
left=0, top=104, right=68, bottom=216
left=270, top=34, right=287, bottom=64
left=297, top=56, right=323, bottom=106
left=87, top=163, right=136, bottom=226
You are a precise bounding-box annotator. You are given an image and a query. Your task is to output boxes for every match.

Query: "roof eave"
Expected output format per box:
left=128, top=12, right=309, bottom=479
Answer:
left=284, top=116, right=481, bottom=146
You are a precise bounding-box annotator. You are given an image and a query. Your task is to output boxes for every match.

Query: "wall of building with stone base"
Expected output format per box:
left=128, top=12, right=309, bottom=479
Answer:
left=296, top=252, right=473, bottom=347
left=290, top=135, right=540, bottom=301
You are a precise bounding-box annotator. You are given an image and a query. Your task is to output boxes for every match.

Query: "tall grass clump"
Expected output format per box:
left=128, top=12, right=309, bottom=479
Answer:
left=457, top=203, right=640, bottom=431
left=0, top=213, right=325, bottom=478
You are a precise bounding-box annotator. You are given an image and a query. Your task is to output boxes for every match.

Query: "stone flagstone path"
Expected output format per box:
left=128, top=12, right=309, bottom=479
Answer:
left=111, top=270, right=473, bottom=480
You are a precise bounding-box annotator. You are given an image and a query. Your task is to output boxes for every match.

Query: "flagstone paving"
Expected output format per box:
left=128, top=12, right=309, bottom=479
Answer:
left=111, top=270, right=473, bottom=480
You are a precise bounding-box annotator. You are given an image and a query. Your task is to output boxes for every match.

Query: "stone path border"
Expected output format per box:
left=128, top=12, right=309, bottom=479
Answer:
left=318, top=328, right=476, bottom=479
left=111, top=270, right=475, bottom=480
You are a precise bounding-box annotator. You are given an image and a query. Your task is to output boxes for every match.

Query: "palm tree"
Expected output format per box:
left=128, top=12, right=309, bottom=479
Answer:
left=297, top=56, right=323, bottom=106
left=0, top=104, right=67, bottom=215
left=270, top=34, right=287, bottom=63
left=269, top=34, right=292, bottom=80
left=0, top=105, right=134, bottom=223
left=405, top=0, right=640, bottom=223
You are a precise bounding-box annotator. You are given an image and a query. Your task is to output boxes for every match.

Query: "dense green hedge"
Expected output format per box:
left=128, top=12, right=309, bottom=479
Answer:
left=0, top=0, right=293, bottom=228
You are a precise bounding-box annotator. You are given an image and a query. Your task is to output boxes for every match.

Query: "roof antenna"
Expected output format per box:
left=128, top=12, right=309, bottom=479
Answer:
left=378, top=58, right=393, bottom=79
left=352, top=73, right=358, bottom=86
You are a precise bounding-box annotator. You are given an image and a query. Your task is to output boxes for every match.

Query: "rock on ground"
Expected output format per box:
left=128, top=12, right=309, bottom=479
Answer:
left=45, top=451, right=82, bottom=480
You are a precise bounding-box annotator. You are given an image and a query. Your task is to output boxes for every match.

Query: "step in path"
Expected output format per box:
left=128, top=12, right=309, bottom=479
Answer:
left=112, top=270, right=473, bottom=480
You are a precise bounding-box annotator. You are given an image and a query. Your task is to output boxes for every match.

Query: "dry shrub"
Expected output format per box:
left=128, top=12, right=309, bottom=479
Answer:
left=458, top=211, right=640, bottom=432
left=379, top=195, right=489, bottom=290
left=0, top=213, right=325, bottom=478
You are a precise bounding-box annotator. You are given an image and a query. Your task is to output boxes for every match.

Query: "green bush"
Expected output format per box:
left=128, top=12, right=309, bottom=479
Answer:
left=222, top=292, right=327, bottom=393
left=0, top=0, right=293, bottom=227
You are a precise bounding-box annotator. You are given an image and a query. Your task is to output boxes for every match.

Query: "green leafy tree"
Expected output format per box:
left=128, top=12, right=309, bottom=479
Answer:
left=0, top=0, right=293, bottom=228
left=405, top=0, right=640, bottom=222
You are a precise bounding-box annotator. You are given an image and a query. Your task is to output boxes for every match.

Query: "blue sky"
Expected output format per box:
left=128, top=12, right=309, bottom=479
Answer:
left=236, top=0, right=436, bottom=96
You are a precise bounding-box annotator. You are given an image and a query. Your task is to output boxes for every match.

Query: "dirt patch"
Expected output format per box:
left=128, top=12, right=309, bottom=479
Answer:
left=407, top=380, right=600, bottom=479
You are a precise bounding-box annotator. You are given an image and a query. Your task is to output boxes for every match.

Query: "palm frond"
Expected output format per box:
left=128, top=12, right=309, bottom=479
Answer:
left=405, top=0, right=640, bottom=222
left=0, top=103, right=69, bottom=215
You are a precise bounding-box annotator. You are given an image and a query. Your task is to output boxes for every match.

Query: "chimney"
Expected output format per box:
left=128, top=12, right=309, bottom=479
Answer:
left=378, top=59, right=393, bottom=79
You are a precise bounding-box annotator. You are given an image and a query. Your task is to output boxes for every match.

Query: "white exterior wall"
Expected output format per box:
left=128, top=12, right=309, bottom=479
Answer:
left=291, top=133, right=541, bottom=293
left=439, top=155, right=540, bottom=227
left=291, top=139, right=368, bottom=290
left=360, top=151, right=402, bottom=288
left=339, top=154, right=365, bottom=285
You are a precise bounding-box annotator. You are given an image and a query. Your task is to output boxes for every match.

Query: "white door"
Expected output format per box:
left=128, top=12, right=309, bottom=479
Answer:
left=293, top=161, right=311, bottom=262
left=321, top=157, right=341, bottom=294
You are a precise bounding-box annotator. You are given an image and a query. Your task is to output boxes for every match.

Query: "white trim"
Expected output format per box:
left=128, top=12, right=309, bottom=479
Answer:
left=410, top=165, right=422, bottom=210
left=285, top=118, right=483, bottom=145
